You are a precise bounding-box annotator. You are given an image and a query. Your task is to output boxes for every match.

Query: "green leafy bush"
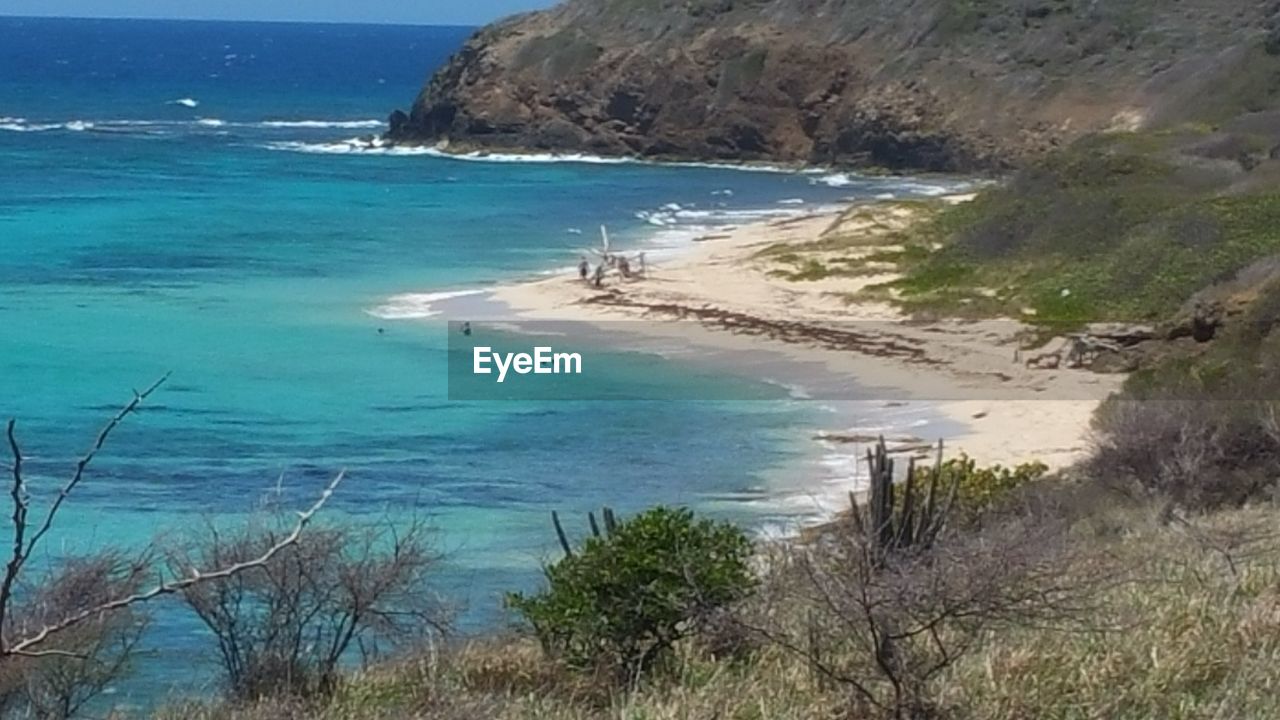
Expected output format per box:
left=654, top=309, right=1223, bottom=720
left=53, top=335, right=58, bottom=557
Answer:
left=941, top=456, right=1050, bottom=522
left=885, top=454, right=1048, bottom=528
left=506, top=507, right=754, bottom=681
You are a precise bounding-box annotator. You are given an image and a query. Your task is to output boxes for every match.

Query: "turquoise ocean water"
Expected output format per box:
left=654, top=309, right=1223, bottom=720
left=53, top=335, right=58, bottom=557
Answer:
left=0, top=16, right=963, bottom=706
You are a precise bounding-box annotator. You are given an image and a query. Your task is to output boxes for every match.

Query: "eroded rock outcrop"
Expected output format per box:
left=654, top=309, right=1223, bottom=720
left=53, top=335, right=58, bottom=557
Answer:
left=388, top=0, right=1275, bottom=172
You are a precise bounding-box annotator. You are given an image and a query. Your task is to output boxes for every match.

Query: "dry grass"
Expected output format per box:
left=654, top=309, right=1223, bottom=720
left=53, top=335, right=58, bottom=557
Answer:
left=147, top=495, right=1280, bottom=720
left=940, top=504, right=1280, bottom=720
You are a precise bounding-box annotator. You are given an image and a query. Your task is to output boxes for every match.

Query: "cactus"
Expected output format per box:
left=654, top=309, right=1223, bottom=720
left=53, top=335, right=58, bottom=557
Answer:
left=854, top=437, right=957, bottom=561
left=551, top=506, right=621, bottom=556
left=552, top=511, right=573, bottom=557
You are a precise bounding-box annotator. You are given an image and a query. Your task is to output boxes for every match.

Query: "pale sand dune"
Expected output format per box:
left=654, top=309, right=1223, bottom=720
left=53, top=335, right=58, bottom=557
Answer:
left=492, top=197, right=1123, bottom=476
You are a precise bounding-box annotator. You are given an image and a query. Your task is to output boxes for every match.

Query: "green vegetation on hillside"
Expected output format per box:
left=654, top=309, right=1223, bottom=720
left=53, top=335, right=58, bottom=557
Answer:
left=879, top=129, right=1280, bottom=327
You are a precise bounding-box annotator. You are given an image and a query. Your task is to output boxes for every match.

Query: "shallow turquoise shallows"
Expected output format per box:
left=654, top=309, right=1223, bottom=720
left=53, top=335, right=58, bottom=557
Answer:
left=0, top=16, right=962, bottom=706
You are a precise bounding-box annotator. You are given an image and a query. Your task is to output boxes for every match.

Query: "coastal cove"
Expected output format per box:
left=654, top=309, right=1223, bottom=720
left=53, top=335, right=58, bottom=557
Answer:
left=439, top=193, right=1121, bottom=499
left=12, top=2, right=1280, bottom=717
left=0, top=16, right=997, bottom=708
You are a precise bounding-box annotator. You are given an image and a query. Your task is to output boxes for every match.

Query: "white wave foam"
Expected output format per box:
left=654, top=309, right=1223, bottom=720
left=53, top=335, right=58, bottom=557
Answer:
left=814, top=172, right=961, bottom=197
left=0, top=117, right=386, bottom=138
left=893, top=181, right=959, bottom=197
left=261, top=138, right=434, bottom=156
left=435, top=151, right=827, bottom=175
left=759, top=377, right=814, bottom=400
left=104, top=119, right=170, bottom=127
left=0, top=118, right=208, bottom=135
left=635, top=204, right=818, bottom=231
left=170, top=97, right=199, bottom=108
left=812, top=172, right=864, bottom=188
left=367, top=289, right=487, bottom=320
left=426, top=148, right=637, bottom=165
left=0, top=121, right=46, bottom=132
left=0, top=120, right=68, bottom=133
left=258, top=119, right=384, bottom=129
left=261, top=139, right=826, bottom=176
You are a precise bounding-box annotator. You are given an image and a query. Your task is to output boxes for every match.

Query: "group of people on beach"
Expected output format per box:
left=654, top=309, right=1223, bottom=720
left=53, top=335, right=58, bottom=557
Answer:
left=578, top=251, right=646, bottom=288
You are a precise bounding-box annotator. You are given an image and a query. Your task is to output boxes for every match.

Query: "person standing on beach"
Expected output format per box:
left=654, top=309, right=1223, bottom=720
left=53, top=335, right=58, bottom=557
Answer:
left=578, top=256, right=590, bottom=282
left=593, top=263, right=606, bottom=288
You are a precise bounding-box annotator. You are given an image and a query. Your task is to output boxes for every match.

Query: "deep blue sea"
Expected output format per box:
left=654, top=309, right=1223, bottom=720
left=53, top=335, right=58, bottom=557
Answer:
left=0, top=16, right=961, bottom=708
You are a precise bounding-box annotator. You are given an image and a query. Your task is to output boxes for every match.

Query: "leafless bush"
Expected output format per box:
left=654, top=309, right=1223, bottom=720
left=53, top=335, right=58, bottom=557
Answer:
left=1, top=377, right=346, bottom=718
left=166, top=514, right=449, bottom=701
left=742, top=514, right=1103, bottom=719
left=0, top=554, right=148, bottom=719
left=1089, top=398, right=1280, bottom=511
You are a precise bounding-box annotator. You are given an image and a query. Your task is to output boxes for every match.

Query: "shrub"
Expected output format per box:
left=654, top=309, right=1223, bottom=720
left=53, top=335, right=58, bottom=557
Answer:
left=166, top=515, right=447, bottom=701
left=0, top=553, right=148, bottom=720
left=745, top=507, right=1094, bottom=719
left=506, top=507, right=754, bottom=683
left=1089, top=393, right=1280, bottom=511
left=939, top=456, right=1050, bottom=523
left=1089, top=281, right=1280, bottom=510
left=871, top=444, right=1049, bottom=533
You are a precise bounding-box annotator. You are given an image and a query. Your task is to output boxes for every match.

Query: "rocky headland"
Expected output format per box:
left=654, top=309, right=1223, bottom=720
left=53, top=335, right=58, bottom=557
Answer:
left=387, top=0, right=1278, bottom=172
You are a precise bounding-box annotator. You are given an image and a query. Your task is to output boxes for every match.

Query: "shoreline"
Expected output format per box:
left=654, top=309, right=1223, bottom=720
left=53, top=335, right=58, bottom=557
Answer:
left=462, top=195, right=1123, bottom=520
left=347, top=136, right=991, bottom=192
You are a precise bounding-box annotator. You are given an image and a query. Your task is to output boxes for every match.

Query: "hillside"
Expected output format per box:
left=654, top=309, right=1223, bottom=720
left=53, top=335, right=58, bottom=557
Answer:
left=387, top=0, right=1279, bottom=171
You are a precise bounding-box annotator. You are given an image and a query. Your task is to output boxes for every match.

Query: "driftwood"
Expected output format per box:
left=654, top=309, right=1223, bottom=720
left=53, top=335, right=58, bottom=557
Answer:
left=1023, top=328, right=1148, bottom=370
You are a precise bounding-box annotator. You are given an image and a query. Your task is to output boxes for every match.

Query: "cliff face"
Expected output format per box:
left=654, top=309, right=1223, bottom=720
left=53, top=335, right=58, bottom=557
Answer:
left=389, top=0, right=1277, bottom=172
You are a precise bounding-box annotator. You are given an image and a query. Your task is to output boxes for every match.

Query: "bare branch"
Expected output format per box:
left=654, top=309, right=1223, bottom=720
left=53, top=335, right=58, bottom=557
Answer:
left=23, top=373, right=170, bottom=562
left=8, top=648, right=87, bottom=660
left=3, top=470, right=344, bottom=658
left=1, top=419, right=30, bottom=643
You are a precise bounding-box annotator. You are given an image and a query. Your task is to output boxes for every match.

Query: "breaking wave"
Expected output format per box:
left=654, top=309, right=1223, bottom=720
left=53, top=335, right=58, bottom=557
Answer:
left=261, top=138, right=823, bottom=175
left=0, top=117, right=384, bottom=135
left=258, top=119, right=384, bottom=129
left=813, top=172, right=968, bottom=197
left=366, top=289, right=488, bottom=320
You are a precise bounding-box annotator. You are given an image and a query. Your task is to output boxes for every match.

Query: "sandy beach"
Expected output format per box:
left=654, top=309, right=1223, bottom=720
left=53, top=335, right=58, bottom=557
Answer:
left=482, top=195, right=1124, bottom=505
